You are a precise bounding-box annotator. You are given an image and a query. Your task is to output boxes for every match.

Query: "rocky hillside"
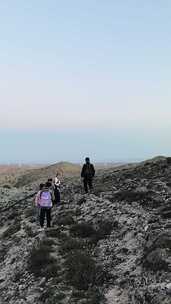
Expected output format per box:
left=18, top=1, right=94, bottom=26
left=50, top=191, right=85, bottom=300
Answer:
left=0, top=157, right=171, bottom=304
left=14, top=162, right=82, bottom=188
left=0, top=162, right=81, bottom=188
left=0, top=164, right=42, bottom=187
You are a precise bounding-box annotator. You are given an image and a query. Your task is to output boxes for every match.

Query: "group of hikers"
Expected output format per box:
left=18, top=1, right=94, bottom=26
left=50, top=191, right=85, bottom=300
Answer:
left=35, top=157, right=95, bottom=230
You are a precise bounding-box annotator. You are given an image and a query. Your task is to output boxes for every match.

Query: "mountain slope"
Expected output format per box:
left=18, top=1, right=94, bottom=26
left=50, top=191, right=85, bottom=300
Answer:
left=0, top=156, right=171, bottom=303
left=14, top=161, right=81, bottom=187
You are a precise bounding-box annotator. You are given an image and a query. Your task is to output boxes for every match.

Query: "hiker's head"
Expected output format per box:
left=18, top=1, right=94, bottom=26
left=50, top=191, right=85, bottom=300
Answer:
left=44, top=181, right=51, bottom=190
left=39, top=183, right=44, bottom=190
left=85, top=157, right=90, bottom=164
left=48, top=178, right=52, bottom=183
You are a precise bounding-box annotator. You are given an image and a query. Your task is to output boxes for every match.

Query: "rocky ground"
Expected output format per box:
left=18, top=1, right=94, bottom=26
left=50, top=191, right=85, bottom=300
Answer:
left=0, top=156, right=171, bottom=304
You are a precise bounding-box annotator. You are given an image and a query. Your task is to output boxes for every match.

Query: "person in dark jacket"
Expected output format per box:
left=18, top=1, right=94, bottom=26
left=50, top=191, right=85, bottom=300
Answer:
left=81, top=157, right=95, bottom=193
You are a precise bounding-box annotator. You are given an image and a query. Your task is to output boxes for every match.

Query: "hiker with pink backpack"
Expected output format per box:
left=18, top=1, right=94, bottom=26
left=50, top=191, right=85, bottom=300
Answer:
left=35, top=182, right=54, bottom=230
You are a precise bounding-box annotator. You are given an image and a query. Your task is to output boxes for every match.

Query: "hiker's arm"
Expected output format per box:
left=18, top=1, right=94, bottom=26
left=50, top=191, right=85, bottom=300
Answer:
left=81, top=165, right=85, bottom=177
left=35, top=193, right=39, bottom=206
left=55, top=178, right=61, bottom=187
left=35, top=191, right=41, bottom=206
left=52, top=191, right=55, bottom=202
left=92, top=165, right=95, bottom=177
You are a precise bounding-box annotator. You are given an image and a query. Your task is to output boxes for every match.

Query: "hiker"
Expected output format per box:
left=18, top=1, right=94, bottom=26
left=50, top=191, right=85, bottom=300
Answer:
left=47, top=178, right=53, bottom=189
left=54, top=172, right=61, bottom=205
left=47, top=178, right=54, bottom=198
left=35, top=183, right=44, bottom=221
left=37, top=182, right=53, bottom=229
left=81, top=157, right=95, bottom=193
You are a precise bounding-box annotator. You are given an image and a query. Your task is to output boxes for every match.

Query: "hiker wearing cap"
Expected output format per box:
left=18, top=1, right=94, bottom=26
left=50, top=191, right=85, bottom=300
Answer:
left=37, top=182, right=53, bottom=229
left=54, top=172, right=61, bottom=205
left=81, top=157, right=95, bottom=193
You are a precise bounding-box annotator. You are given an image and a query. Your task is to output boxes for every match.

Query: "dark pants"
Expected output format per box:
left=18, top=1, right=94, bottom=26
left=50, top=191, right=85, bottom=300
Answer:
left=83, top=178, right=93, bottom=193
left=40, top=207, right=51, bottom=228
left=54, top=187, right=60, bottom=205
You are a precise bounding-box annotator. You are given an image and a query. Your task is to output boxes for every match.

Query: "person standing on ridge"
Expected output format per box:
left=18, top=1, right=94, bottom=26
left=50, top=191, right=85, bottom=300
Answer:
left=81, top=157, right=95, bottom=193
left=54, top=172, right=61, bottom=205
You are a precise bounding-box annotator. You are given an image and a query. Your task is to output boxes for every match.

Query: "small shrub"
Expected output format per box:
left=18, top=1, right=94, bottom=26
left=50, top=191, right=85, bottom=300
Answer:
left=57, top=215, right=75, bottom=226
left=39, top=287, right=66, bottom=304
left=2, top=219, right=21, bottom=239
left=0, top=246, right=8, bottom=261
left=70, top=223, right=96, bottom=238
left=28, top=242, right=59, bottom=278
left=45, top=228, right=61, bottom=238
left=59, top=237, right=85, bottom=255
left=95, top=220, right=114, bottom=241
left=86, top=288, right=106, bottom=304
left=43, top=238, right=56, bottom=247
left=114, top=190, right=151, bottom=202
left=70, top=221, right=114, bottom=244
left=143, top=248, right=169, bottom=271
left=64, top=251, right=104, bottom=290
left=12, top=268, right=24, bottom=282
left=44, top=263, right=60, bottom=279
left=7, top=210, right=19, bottom=220
left=3, top=184, right=11, bottom=189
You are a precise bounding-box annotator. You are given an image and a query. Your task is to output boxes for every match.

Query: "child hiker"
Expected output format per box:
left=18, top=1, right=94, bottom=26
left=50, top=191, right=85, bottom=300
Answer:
left=35, top=183, right=44, bottom=222
left=36, top=182, right=53, bottom=230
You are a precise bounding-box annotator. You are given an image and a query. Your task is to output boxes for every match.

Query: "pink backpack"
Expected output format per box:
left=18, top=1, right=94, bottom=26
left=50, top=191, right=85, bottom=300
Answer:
left=39, top=191, right=52, bottom=207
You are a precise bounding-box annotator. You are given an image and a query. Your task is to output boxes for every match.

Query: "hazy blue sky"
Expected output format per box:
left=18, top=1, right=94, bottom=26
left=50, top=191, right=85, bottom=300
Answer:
left=0, top=1, right=171, bottom=163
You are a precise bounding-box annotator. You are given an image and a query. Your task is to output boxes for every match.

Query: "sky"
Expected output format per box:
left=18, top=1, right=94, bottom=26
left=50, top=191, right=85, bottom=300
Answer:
left=0, top=0, right=171, bottom=163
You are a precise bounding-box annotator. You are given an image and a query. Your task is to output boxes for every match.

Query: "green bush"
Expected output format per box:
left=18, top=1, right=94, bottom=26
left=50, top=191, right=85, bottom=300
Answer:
left=2, top=219, right=21, bottom=239
left=59, top=237, right=85, bottom=255
left=0, top=246, right=8, bottom=261
left=70, top=223, right=96, bottom=238
left=28, top=242, right=59, bottom=278
left=7, top=210, right=19, bottom=220
left=57, top=215, right=75, bottom=226
left=86, top=288, right=106, bottom=304
left=95, top=220, right=114, bottom=241
left=64, top=251, right=104, bottom=290
left=70, top=221, right=114, bottom=244
left=3, top=184, right=11, bottom=189
left=45, top=228, right=61, bottom=238
left=39, top=287, right=66, bottom=304
left=44, top=263, right=60, bottom=279
left=114, top=190, right=151, bottom=202
left=43, top=238, right=56, bottom=247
